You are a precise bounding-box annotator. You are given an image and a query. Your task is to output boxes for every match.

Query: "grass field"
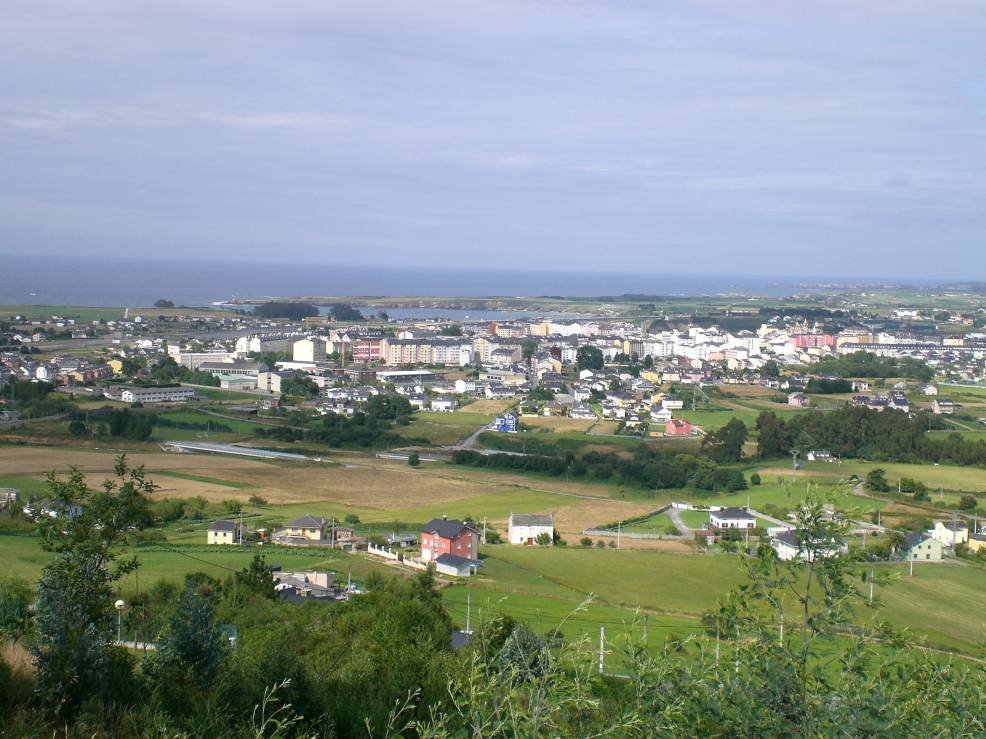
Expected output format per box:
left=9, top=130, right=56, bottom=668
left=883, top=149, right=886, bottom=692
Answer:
left=156, top=410, right=268, bottom=435
left=396, top=411, right=488, bottom=446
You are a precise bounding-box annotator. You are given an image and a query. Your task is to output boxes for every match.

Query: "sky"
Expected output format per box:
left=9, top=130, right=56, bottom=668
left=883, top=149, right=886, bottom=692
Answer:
left=1, top=1, right=985, bottom=279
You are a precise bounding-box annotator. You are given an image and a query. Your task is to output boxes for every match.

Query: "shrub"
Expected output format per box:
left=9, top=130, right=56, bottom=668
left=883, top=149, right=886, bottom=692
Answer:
left=750, top=472, right=761, bottom=486
left=248, top=495, right=268, bottom=506
left=344, top=514, right=361, bottom=524
left=596, top=540, right=606, bottom=548
left=408, top=453, right=420, bottom=467
left=580, top=537, right=593, bottom=547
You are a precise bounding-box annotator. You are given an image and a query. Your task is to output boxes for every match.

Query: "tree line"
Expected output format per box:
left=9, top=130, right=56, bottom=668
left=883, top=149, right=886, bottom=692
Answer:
left=756, top=405, right=986, bottom=466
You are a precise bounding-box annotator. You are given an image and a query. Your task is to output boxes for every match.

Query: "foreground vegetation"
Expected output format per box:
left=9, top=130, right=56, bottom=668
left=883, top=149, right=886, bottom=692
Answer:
left=0, top=460, right=982, bottom=737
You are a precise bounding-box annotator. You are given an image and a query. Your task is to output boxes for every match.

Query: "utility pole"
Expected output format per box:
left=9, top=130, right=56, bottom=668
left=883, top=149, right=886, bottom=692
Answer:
left=909, top=555, right=914, bottom=577
left=238, top=510, right=243, bottom=545
left=715, top=628, right=720, bottom=667
left=482, top=516, right=487, bottom=545
left=466, top=594, right=472, bottom=635
left=643, top=613, right=648, bottom=643
left=790, top=450, right=798, bottom=483
left=779, top=611, right=784, bottom=644
left=617, top=520, right=622, bottom=550
left=598, top=626, right=605, bottom=675
left=869, top=568, right=874, bottom=604
left=331, top=517, right=335, bottom=549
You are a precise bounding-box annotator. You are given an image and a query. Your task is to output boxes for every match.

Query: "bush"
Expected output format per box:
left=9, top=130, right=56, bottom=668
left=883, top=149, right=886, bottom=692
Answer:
left=344, top=514, right=361, bottom=525
left=247, top=495, right=268, bottom=506
left=750, top=472, right=761, bottom=486
left=580, top=537, right=593, bottom=547
left=408, top=453, right=420, bottom=467
left=958, top=495, right=978, bottom=511
left=596, top=540, right=606, bottom=548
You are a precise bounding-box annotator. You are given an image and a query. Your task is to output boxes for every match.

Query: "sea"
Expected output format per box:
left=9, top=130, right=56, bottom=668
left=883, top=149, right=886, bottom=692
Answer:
left=0, top=253, right=933, bottom=320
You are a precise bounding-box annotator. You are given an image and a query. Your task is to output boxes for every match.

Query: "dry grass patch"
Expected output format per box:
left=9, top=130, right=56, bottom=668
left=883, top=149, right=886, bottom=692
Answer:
left=550, top=498, right=660, bottom=536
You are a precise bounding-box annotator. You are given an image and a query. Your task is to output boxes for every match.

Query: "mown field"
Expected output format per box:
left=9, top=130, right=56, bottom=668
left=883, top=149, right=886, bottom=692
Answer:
left=395, top=411, right=490, bottom=446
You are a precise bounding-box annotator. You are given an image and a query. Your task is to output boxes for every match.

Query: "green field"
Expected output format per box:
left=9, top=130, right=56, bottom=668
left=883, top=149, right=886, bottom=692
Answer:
left=0, top=476, right=54, bottom=499
left=150, top=470, right=255, bottom=489
left=155, top=410, right=269, bottom=435
left=466, top=545, right=986, bottom=656
left=395, top=411, right=488, bottom=446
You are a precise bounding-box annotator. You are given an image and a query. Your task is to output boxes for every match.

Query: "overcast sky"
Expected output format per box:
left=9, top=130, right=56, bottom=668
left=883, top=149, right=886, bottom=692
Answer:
left=2, top=1, right=984, bottom=279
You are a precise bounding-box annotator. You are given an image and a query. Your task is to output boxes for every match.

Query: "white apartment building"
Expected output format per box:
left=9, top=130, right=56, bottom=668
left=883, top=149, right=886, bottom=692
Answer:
left=293, top=337, right=326, bottom=363
left=120, top=386, right=195, bottom=403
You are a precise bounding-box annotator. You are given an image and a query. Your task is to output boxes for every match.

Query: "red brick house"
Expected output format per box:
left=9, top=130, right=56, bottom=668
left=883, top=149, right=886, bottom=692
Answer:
left=665, top=419, right=693, bottom=436
left=420, top=517, right=480, bottom=562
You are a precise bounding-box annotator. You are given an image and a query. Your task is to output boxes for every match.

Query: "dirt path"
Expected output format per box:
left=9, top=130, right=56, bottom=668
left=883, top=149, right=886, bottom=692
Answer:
left=667, top=507, right=692, bottom=535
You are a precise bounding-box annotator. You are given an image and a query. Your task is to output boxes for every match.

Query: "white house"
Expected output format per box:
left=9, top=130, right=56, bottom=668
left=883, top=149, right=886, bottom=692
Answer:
left=771, top=530, right=847, bottom=561
left=709, top=508, right=756, bottom=530
left=454, top=379, right=477, bottom=394
left=430, top=396, right=458, bottom=413
left=507, top=513, right=554, bottom=545
left=24, top=498, right=84, bottom=520
left=649, top=405, right=673, bottom=423
left=931, top=521, right=968, bottom=547
left=208, top=520, right=240, bottom=545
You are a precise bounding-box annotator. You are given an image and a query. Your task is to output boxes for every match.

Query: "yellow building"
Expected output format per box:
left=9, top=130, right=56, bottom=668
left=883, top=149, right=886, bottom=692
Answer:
left=107, top=359, right=124, bottom=376
left=207, top=520, right=240, bottom=545
left=283, top=515, right=327, bottom=541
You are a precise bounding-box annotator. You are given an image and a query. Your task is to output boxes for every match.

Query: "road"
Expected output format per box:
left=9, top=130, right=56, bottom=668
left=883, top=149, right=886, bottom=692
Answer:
left=667, top=507, right=693, bottom=535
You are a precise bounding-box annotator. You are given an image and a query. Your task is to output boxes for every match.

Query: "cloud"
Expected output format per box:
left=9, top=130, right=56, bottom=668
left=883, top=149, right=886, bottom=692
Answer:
left=0, top=105, right=346, bottom=131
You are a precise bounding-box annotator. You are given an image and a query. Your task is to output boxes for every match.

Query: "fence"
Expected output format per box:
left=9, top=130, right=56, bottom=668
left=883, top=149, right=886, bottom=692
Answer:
left=367, top=543, right=401, bottom=561
left=581, top=529, right=687, bottom=541
left=583, top=503, right=688, bottom=541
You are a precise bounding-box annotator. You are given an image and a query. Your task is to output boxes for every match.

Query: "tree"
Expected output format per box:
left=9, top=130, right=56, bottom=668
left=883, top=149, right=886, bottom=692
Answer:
left=154, top=299, right=175, bottom=308
left=958, top=495, right=978, bottom=510
left=750, top=472, right=762, bottom=486
left=865, top=468, right=890, bottom=493
left=253, top=302, right=319, bottom=320
left=344, top=513, right=361, bottom=524
left=576, top=345, right=604, bottom=371
left=702, top=417, right=749, bottom=462
left=329, top=303, right=365, bottom=321
left=407, top=452, right=420, bottom=467
left=534, top=532, right=552, bottom=546
left=761, top=360, right=781, bottom=378
left=31, top=458, right=153, bottom=716
left=67, top=419, right=87, bottom=436
left=756, top=411, right=793, bottom=459
left=439, top=324, right=463, bottom=336
left=144, top=588, right=229, bottom=714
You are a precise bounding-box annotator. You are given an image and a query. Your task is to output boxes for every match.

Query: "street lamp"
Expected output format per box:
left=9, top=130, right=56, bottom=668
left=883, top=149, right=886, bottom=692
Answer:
left=114, top=599, right=126, bottom=642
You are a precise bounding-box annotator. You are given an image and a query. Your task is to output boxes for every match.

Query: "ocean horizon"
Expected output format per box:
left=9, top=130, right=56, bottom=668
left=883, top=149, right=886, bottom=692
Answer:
left=0, top=253, right=954, bottom=309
